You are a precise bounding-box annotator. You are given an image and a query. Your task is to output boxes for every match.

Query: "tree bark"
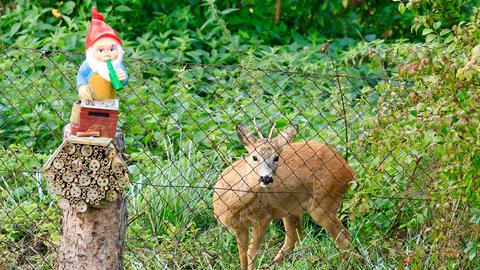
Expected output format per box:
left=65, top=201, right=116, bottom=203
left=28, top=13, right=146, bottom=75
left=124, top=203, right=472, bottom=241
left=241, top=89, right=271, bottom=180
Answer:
left=57, top=125, right=127, bottom=270
left=275, top=0, right=282, bottom=23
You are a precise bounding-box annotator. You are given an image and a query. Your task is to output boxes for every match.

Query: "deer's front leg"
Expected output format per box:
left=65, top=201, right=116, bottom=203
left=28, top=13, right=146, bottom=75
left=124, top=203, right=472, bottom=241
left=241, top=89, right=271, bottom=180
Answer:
left=247, top=219, right=271, bottom=270
left=235, top=227, right=249, bottom=270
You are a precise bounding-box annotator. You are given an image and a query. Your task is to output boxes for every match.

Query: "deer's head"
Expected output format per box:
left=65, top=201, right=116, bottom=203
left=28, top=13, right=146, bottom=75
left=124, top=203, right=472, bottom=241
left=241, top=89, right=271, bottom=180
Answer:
left=236, top=122, right=298, bottom=187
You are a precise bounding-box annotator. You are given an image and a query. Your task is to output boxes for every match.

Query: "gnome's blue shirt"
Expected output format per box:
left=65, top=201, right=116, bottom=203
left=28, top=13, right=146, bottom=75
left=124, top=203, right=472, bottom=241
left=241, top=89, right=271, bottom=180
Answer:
left=76, top=60, right=129, bottom=88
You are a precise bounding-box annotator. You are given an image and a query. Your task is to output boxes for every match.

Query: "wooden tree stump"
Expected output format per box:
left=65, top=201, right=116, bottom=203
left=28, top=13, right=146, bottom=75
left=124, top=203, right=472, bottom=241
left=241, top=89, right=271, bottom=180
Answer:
left=57, top=125, right=127, bottom=270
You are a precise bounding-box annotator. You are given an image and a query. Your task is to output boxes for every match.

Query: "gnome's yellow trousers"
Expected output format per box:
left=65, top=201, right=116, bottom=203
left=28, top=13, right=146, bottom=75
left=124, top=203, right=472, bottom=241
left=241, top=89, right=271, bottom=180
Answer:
left=88, top=72, right=117, bottom=100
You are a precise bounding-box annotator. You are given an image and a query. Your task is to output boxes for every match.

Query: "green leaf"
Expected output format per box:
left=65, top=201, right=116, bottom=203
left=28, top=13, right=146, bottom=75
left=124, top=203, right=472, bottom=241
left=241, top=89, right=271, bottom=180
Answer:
left=115, top=5, right=132, bottom=12
left=444, top=35, right=454, bottom=44
left=11, top=187, right=27, bottom=201
left=440, top=29, right=451, bottom=36
left=422, top=28, right=434, bottom=36
left=447, top=43, right=456, bottom=53
left=398, top=3, right=406, bottom=15
left=60, top=1, right=75, bottom=15
left=8, top=23, right=21, bottom=37
left=426, top=34, right=436, bottom=43
left=433, top=22, right=441, bottom=30
left=220, top=8, right=239, bottom=15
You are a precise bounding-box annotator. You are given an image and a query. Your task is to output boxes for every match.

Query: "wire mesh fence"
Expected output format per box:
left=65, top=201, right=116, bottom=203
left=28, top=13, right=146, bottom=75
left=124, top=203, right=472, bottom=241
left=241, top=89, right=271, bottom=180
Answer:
left=0, top=46, right=475, bottom=269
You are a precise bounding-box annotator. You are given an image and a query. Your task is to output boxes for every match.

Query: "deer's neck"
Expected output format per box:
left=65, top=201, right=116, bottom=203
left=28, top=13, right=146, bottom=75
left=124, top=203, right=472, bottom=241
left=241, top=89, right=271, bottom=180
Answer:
left=228, top=160, right=261, bottom=214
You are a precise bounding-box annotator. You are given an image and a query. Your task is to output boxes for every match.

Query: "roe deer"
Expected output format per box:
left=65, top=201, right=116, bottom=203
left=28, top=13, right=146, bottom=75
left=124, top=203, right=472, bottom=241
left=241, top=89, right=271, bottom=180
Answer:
left=213, top=123, right=354, bottom=270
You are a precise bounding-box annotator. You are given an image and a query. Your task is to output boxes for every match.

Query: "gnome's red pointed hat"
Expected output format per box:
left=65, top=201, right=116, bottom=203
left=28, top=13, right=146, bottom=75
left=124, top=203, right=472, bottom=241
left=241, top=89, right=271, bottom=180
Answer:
left=85, top=7, right=122, bottom=50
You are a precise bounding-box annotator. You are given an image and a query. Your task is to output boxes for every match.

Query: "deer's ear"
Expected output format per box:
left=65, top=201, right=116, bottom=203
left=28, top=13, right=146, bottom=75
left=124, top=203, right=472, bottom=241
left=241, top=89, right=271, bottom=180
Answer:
left=273, top=125, right=298, bottom=149
left=236, top=124, right=257, bottom=148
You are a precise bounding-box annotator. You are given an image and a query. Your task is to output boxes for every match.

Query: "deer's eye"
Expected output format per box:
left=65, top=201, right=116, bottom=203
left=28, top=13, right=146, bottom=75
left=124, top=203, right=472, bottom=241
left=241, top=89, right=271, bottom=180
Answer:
left=252, top=156, right=258, bottom=161
left=273, top=155, right=279, bottom=162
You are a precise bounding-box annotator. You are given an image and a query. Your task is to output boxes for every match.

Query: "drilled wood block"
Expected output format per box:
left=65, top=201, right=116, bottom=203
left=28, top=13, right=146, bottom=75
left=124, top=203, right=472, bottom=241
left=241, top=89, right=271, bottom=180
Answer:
left=75, top=200, right=88, bottom=213
left=81, top=145, right=93, bottom=157
left=117, top=175, right=129, bottom=189
left=53, top=159, right=65, bottom=169
left=65, top=143, right=76, bottom=155
left=89, top=159, right=101, bottom=171
left=97, top=176, right=109, bottom=187
left=79, top=174, right=91, bottom=186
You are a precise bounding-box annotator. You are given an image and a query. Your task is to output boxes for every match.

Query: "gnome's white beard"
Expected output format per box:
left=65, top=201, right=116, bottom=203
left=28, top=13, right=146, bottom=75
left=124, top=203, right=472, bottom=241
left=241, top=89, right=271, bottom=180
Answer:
left=86, top=46, right=123, bottom=82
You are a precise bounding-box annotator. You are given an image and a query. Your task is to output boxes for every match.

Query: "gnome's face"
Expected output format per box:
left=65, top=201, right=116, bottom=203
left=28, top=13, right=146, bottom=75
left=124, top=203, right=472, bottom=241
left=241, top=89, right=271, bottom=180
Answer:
left=92, top=37, right=120, bottom=62
left=86, top=37, right=123, bottom=81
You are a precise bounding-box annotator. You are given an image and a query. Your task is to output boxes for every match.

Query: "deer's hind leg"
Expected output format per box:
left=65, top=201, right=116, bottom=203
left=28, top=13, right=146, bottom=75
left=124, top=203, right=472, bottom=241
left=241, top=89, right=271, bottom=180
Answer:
left=308, top=198, right=350, bottom=249
left=272, top=215, right=303, bottom=264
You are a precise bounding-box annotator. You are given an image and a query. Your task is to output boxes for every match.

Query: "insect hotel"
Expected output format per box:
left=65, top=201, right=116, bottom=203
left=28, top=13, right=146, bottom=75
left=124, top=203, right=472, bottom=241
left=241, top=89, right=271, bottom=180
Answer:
left=43, top=100, right=129, bottom=213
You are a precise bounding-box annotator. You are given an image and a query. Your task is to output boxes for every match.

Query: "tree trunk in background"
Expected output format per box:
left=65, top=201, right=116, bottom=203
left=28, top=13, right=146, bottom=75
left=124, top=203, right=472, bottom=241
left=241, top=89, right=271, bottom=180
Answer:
left=275, top=0, right=282, bottom=23
left=57, top=125, right=127, bottom=270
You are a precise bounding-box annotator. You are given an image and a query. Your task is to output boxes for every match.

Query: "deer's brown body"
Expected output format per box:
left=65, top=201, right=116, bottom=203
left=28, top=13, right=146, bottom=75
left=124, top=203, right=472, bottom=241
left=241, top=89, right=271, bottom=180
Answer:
left=213, top=124, right=354, bottom=270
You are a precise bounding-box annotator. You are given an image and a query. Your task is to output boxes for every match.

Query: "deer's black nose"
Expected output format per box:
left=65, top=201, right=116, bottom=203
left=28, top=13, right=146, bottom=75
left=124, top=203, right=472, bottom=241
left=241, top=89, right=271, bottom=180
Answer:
left=259, top=176, right=273, bottom=185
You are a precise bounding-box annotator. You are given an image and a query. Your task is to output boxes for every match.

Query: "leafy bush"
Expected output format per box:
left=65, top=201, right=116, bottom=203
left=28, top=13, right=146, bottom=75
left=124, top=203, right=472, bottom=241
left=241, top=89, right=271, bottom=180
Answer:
left=0, top=0, right=418, bottom=58
left=346, top=3, right=480, bottom=268
left=0, top=145, right=60, bottom=269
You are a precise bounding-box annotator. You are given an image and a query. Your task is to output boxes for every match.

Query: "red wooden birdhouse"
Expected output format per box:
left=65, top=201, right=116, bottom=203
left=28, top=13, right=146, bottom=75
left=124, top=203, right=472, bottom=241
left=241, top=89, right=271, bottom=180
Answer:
left=70, top=99, right=119, bottom=138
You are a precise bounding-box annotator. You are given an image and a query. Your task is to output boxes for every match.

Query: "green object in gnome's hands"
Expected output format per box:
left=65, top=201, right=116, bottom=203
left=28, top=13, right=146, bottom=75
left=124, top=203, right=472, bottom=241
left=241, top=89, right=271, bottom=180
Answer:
left=106, top=59, right=124, bottom=91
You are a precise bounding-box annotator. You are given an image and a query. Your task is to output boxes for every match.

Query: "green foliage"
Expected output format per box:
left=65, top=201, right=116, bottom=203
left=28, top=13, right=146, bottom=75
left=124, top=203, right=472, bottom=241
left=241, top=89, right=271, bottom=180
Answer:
left=1, top=0, right=480, bottom=269
left=0, top=200, right=60, bottom=269
left=0, top=0, right=417, bottom=58
left=346, top=3, right=480, bottom=268
left=399, top=0, right=480, bottom=33
left=0, top=145, right=60, bottom=269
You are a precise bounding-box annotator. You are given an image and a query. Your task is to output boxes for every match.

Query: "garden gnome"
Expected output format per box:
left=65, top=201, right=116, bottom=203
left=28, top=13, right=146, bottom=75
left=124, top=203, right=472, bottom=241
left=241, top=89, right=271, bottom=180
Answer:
left=76, top=7, right=128, bottom=100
